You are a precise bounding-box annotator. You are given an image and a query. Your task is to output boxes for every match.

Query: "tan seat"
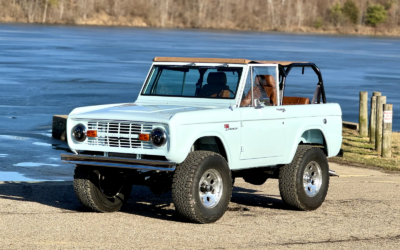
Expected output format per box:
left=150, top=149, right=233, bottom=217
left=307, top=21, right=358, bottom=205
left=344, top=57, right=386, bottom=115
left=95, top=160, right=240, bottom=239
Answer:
left=282, top=97, right=310, bottom=105
left=198, top=72, right=230, bottom=98
left=260, top=75, right=277, bottom=105
left=240, top=75, right=277, bottom=107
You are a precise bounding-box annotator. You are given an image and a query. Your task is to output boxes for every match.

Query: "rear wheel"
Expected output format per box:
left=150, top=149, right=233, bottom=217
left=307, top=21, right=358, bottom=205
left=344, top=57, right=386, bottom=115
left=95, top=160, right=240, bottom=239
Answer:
left=73, top=165, right=132, bottom=212
left=279, top=146, right=329, bottom=211
left=172, top=151, right=232, bottom=223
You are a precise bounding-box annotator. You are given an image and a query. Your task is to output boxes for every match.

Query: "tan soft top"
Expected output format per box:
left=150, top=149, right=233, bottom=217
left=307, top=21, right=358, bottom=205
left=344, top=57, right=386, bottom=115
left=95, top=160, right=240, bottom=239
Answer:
left=153, top=57, right=306, bottom=66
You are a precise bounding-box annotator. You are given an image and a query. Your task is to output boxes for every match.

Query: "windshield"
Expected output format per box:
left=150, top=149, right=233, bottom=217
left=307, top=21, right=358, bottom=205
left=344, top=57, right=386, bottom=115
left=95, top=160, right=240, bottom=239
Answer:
left=141, top=65, right=243, bottom=99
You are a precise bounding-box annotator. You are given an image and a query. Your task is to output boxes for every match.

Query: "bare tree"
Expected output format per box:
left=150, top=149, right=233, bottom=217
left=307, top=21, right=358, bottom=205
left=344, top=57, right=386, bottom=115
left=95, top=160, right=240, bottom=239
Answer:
left=268, top=0, right=276, bottom=29
left=59, top=0, right=64, bottom=20
left=161, top=0, right=169, bottom=27
left=27, top=0, right=39, bottom=23
left=42, top=0, right=48, bottom=23
left=78, top=0, right=93, bottom=22
left=296, top=0, right=303, bottom=28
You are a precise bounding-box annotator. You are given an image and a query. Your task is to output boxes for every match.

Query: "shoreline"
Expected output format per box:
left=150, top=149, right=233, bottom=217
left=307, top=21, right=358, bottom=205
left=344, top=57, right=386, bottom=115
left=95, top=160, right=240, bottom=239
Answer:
left=1, top=19, right=400, bottom=38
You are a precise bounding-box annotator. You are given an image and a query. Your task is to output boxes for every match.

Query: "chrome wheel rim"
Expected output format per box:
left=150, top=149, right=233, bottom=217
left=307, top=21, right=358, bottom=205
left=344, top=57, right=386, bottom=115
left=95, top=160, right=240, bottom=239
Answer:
left=303, top=161, right=322, bottom=197
left=199, top=169, right=223, bottom=208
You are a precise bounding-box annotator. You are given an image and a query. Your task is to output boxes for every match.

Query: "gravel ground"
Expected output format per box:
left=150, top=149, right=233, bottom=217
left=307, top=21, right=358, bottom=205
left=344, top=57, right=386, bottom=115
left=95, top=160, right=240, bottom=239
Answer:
left=0, top=163, right=400, bottom=249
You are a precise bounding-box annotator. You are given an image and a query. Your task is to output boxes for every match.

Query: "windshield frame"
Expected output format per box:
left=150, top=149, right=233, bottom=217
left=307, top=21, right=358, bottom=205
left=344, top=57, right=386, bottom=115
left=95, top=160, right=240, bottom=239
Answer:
left=139, top=63, right=245, bottom=100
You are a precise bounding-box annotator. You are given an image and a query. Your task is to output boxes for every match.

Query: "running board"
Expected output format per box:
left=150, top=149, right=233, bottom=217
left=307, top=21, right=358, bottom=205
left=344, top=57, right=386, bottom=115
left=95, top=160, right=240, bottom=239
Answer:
left=329, top=170, right=339, bottom=177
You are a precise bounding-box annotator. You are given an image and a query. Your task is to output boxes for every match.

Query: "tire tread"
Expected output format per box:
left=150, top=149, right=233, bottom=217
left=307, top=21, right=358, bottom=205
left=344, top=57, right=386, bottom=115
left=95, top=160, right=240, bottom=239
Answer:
left=279, top=145, right=329, bottom=210
left=172, top=151, right=232, bottom=223
left=73, top=166, right=104, bottom=212
left=74, top=166, right=131, bottom=213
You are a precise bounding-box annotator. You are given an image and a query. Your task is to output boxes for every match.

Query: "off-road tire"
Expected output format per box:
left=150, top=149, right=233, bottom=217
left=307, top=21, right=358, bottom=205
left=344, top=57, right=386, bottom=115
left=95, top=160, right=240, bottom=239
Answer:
left=73, top=165, right=132, bottom=212
left=172, top=151, right=232, bottom=224
left=279, top=145, right=329, bottom=211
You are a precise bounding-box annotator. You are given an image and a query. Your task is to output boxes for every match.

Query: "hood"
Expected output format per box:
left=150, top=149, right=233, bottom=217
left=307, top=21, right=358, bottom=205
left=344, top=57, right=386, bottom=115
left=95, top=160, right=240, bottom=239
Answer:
left=72, top=103, right=210, bottom=123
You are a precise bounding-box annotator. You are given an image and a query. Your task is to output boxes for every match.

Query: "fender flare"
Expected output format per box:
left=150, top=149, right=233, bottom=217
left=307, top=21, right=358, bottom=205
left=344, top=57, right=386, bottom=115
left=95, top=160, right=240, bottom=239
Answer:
left=287, top=125, right=329, bottom=163
left=183, top=132, right=231, bottom=164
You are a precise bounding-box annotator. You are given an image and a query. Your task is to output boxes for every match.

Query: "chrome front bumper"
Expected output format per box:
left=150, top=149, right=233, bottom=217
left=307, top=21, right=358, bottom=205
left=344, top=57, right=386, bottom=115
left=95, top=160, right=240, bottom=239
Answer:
left=61, top=154, right=176, bottom=172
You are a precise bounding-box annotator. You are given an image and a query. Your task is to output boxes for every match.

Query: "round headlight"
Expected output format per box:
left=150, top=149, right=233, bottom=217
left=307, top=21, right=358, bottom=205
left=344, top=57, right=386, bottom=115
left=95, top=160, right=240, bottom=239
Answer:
left=72, top=124, right=87, bottom=142
left=150, top=128, right=167, bottom=147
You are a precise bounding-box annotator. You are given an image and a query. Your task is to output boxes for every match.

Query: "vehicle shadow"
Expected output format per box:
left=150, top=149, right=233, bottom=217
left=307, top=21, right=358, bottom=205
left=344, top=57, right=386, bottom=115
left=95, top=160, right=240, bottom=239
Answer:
left=0, top=181, right=181, bottom=221
left=123, top=185, right=293, bottom=221
left=121, top=185, right=181, bottom=222
left=230, top=186, right=290, bottom=211
left=0, top=182, right=292, bottom=222
left=0, top=181, right=83, bottom=212
left=0, top=181, right=183, bottom=222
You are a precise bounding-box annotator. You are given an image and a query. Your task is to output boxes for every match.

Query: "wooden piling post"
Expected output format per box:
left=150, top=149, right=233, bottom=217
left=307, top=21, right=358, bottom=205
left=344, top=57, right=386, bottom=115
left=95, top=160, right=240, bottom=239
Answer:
left=359, top=91, right=368, bottom=137
left=375, top=96, right=386, bottom=152
left=369, top=92, right=381, bottom=140
left=52, top=115, right=68, bottom=141
left=382, top=104, right=393, bottom=158
left=369, top=96, right=377, bottom=144
left=373, top=91, right=382, bottom=97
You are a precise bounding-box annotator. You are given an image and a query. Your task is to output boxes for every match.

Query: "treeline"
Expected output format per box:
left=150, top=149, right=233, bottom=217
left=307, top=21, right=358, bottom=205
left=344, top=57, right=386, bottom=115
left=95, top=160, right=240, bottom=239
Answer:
left=0, top=0, right=399, bottom=35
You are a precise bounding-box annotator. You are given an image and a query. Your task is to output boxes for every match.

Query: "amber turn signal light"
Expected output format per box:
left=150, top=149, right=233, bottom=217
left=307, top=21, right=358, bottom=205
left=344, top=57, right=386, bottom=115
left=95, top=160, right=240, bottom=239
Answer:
left=139, top=134, right=150, bottom=141
left=87, top=130, right=97, bottom=138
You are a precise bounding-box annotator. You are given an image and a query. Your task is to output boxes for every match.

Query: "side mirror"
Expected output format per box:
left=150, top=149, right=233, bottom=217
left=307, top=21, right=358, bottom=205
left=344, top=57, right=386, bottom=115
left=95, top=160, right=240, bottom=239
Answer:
left=259, top=98, right=271, bottom=106
left=254, top=98, right=271, bottom=109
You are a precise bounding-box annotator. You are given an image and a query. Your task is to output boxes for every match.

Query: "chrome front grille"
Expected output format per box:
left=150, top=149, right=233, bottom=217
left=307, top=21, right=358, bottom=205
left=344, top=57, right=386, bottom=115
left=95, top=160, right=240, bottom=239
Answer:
left=87, top=120, right=154, bottom=149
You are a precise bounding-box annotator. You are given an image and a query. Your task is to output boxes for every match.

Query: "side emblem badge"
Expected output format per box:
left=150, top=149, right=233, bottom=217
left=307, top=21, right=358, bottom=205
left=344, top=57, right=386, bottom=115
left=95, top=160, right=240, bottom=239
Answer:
left=224, top=124, right=238, bottom=131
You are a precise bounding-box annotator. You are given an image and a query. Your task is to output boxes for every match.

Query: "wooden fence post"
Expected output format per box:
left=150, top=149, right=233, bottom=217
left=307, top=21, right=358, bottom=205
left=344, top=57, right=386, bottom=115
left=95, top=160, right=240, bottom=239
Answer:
left=382, top=104, right=393, bottom=158
left=370, top=96, right=377, bottom=144
left=375, top=96, right=386, bottom=152
left=359, top=91, right=368, bottom=137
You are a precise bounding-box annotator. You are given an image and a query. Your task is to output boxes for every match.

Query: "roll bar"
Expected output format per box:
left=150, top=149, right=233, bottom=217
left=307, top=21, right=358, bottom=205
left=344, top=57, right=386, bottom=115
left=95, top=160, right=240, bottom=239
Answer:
left=282, top=63, right=326, bottom=104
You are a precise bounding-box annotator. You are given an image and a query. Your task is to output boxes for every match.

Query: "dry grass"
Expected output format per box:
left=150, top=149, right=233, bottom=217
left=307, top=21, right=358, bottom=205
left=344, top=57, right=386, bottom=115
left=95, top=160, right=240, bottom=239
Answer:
left=329, top=128, right=400, bottom=171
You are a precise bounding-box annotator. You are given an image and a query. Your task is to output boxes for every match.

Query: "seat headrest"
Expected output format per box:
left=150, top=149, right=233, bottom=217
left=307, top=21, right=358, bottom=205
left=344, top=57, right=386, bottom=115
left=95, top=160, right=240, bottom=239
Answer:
left=207, top=72, right=227, bottom=85
left=255, top=75, right=276, bottom=88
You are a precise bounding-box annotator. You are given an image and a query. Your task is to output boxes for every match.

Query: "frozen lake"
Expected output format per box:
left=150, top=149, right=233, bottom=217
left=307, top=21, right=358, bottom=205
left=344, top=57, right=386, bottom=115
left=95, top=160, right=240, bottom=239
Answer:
left=1, top=23, right=400, bottom=181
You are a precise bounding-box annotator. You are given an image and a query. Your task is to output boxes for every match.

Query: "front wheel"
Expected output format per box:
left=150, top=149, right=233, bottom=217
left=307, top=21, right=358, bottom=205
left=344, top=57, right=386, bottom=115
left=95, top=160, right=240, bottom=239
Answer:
left=279, top=146, right=329, bottom=211
left=73, top=165, right=132, bottom=212
left=172, top=151, right=232, bottom=223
